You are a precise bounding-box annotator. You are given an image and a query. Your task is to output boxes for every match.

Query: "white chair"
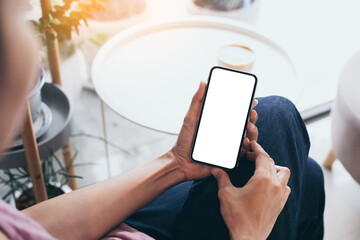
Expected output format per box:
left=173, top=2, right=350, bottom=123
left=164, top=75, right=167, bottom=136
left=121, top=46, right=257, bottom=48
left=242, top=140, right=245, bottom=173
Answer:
left=323, top=49, right=360, bottom=184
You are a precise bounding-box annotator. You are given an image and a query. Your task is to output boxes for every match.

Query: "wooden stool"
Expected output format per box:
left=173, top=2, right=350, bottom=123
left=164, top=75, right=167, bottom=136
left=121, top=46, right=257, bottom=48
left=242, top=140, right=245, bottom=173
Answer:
left=323, top=149, right=336, bottom=169
left=40, top=0, right=77, bottom=190
left=21, top=101, right=48, bottom=202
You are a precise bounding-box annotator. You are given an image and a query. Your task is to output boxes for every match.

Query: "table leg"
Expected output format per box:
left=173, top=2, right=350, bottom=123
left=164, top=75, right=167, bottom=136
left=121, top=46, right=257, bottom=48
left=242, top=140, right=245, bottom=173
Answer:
left=21, top=100, right=48, bottom=203
left=323, top=149, right=336, bottom=169
left=101, top=101, right=111, bottom=179
left=62, top=139, right=77, bottom=190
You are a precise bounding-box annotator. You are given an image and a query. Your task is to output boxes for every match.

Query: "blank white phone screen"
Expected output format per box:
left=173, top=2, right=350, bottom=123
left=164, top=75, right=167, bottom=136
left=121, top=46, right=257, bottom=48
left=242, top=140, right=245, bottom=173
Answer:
left=192, top=68, right=256, bottom=169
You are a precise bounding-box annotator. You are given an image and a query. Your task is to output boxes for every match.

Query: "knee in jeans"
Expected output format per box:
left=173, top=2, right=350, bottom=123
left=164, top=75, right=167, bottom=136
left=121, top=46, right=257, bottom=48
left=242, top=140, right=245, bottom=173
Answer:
left=256, top=95, right=310, bottom=149
left=306, top=158, right=325, bottom=213
left=261, top=96, right=299, bottom=122
left=308, top=158, right=325, bottom=194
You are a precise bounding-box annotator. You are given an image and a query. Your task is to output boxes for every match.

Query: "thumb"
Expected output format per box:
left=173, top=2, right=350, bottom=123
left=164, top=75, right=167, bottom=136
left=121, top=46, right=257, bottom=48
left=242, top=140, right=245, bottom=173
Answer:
left=183, top=81, right=207, bottom=125
left=211, top=168, right=232, bottom=189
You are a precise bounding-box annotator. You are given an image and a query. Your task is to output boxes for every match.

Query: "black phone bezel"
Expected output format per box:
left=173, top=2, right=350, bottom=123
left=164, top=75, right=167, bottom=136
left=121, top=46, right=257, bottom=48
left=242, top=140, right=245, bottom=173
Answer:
left=190, top=66, right=258, bottom=171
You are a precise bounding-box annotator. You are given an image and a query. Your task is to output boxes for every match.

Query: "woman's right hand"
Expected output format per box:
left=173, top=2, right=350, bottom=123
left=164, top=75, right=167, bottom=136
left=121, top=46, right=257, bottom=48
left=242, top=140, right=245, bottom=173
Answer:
left=212, top=141, right=291, bottom=240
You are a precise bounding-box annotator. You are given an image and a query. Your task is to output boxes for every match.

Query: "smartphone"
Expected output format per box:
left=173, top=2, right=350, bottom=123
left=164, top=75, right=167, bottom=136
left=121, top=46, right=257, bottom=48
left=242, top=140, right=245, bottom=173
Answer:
left=190, top=66, right=257, bottom=170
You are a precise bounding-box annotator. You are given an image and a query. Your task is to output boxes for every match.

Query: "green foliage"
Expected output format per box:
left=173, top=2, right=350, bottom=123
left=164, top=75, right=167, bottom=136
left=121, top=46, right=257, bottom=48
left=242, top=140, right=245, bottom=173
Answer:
left=88, top=33, right=110, bottom=47
left=0, top=132, right=129, bottom=204
left=33, top=0, right=107, bottom=43
left=0, top=144, right=86, bottom=203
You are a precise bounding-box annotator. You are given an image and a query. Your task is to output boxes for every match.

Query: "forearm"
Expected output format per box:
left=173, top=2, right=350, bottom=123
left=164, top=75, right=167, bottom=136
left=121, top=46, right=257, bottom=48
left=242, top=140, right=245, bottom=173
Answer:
left=22, top=152, right=184, bottom=240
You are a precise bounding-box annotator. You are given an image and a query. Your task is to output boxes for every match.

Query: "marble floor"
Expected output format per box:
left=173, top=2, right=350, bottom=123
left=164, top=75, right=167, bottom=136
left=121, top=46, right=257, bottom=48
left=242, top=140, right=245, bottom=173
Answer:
left=70, top=89, right=360, bottom=240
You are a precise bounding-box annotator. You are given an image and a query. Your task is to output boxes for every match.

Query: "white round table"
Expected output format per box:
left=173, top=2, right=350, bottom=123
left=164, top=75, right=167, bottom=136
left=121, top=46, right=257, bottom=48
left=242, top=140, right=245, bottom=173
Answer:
left=92, top=16, right=297, bottom=135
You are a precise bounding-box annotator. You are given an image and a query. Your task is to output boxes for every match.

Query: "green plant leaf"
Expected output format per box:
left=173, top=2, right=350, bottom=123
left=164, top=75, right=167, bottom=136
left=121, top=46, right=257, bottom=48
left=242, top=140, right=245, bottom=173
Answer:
left=58, top=172, right=83, bottom=179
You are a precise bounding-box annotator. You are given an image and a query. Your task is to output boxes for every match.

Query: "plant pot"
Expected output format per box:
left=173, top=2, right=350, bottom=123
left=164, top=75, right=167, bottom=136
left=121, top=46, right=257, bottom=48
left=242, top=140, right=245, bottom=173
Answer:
left=45, top=49, right=88, bottom=104
left=10, top=182, right=72, bottom=210
left=11, top=68, right=46, bottom=142
left=29, top=68, right=45, bottom=122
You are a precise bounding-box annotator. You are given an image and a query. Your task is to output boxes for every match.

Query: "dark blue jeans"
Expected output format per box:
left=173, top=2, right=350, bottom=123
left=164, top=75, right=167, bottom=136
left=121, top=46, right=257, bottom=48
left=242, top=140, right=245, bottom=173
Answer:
left=124, top=96, right=325, bottom=240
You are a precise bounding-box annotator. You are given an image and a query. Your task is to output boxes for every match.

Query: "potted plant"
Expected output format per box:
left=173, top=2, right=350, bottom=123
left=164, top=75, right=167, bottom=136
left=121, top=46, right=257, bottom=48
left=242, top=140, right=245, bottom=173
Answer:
left=0, top=131, right=129, bottom=209
left=28, top=0, right=106, bottom=102
left=0, top=147, right=83, bottom=210
left=22, top=0, right=107, bottom=193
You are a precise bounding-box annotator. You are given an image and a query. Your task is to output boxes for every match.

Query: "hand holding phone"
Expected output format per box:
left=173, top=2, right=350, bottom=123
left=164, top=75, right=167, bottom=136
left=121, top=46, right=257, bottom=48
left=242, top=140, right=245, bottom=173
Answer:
left=169, top=68, right=257, bottom=181
left=190, top=66, right=257, bottom=170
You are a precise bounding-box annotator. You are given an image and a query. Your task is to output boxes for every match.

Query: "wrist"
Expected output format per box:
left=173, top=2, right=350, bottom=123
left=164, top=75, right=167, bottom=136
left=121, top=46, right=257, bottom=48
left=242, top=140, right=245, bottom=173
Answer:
left=230, top=234, right=254, bottom=240
left=155, top=151, right=186, bottom=184
left=230, top=229, right=255, bottom=240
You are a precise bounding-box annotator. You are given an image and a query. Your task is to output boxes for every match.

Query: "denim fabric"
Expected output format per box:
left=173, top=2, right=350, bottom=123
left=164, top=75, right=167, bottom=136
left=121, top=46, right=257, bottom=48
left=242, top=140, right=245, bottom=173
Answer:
left=124, top=96, right=325, bottom=240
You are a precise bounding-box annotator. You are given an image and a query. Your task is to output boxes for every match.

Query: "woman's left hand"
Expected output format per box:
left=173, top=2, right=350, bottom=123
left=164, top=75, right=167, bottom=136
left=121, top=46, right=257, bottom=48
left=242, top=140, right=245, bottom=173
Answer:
left=169, top=81, right=259, bottom=181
